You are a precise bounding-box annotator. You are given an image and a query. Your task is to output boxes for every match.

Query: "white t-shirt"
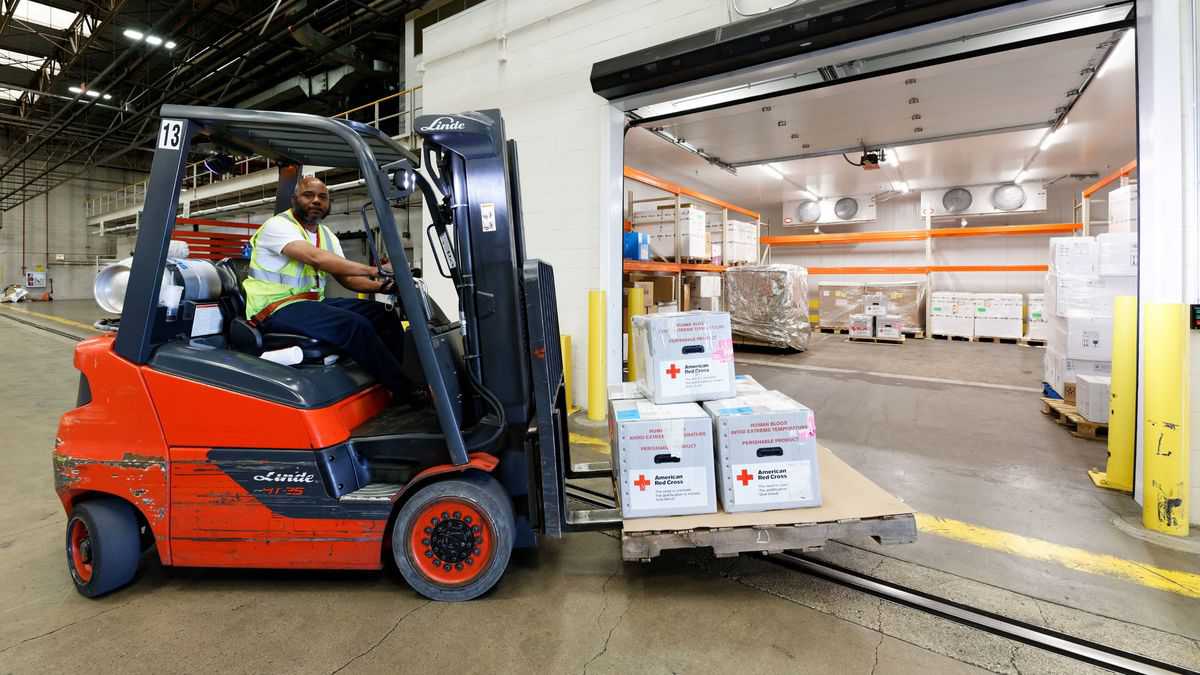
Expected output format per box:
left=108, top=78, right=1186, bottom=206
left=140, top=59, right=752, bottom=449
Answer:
left=253, top=211, right=344, bottom=273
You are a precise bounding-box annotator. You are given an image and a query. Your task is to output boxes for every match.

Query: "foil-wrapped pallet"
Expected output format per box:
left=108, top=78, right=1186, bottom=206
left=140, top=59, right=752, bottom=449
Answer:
left=724, top=264, right=811, bottom=350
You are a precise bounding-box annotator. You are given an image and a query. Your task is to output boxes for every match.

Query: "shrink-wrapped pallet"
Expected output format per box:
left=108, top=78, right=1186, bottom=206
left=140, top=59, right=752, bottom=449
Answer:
left=863, top=280, right=926, bottom=334
left=725, top=264, right=811, bottom=350
left=817, top=281, right=864, bottom=329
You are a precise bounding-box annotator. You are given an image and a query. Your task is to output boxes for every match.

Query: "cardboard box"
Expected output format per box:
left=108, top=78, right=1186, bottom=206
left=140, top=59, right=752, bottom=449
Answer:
left=817, top=282, right=864, bottom=329
left=1076, top=374, right=1111, bottom=423
left=632, top=206, right=708, bottom=227
left=849, top=314, right=874, bottom=337
left=609, top=399, right=717, bottom=518
left=631, top=311, right=736, bottom=404
left=702, top=390, right=821, bottom=512
left=876, top=315, right=903, bottom=339
left=1044, top=349, right=1111, bottom=401
left=931, top=291, right=975, bottom=337
left=695, top=297, right=719, bottom=311
left=865, top=281, right=926, bottom=333
left=1048, top=236, right=1098, bottom=275
left=1051, top=315, right=1114, bottom=361
left=975, top=317, right=1023, bottom=339
left=734, top=373, right=766, bottom=394
left=1098, top=232, right=1137, bottom=276
left=626, top=281, right=655, bottom=308
left=863, top=292, right=887, bottom=316
left=1045, top=273, right=1104, bottom=317
left=634, top=220, right=708, bottom=260
left=930, top=315, right=974, bottom=337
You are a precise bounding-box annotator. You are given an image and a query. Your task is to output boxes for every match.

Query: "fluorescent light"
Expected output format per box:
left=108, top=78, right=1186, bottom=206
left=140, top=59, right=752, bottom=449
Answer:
left=1014, top=170, right=1026, bottom=184
left=84, top=90, right=100, bottom=98
left=145, top=35, right=164, bottom=46
left=123, top=28, right=144, bottom=40
left=68, top=86, right=82, bottom=94
left=102, top=93, right=112, bottom=100
left=164, top=41, right=177, bottom=50
left=760, top=164, right=784, bottom=180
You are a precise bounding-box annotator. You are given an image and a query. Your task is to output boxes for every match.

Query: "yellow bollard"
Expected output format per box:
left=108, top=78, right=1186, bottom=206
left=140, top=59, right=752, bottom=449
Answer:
left=587, top=289, right=606, bottom=421
left=1141, top=303, right=1190, bottom=536
left=1089, top=295, right=1136, bottom=492
left=560, top=335, right=578, bottom=414
left=624, top=287, right=644, bottom=382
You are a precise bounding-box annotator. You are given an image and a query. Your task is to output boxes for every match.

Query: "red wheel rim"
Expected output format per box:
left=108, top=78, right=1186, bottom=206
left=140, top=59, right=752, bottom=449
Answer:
left=408, top=498, right=493, bottom=586
left=68, top=517, right=93, bottom=584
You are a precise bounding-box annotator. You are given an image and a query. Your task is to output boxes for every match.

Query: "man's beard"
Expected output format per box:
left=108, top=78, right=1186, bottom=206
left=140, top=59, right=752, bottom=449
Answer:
left=294, top=204, right=327, bottom=225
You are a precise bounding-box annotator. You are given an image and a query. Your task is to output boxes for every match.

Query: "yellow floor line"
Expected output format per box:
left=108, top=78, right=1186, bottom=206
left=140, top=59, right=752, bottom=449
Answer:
left=916, top=513, right=1200, bottom=599
left=0, top=305, right=99, bottom=333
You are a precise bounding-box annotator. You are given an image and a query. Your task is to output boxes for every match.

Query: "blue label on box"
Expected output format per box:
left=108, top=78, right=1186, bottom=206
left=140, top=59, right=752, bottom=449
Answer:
left=615, top=409, right=640, bottom=421
left=718, top=406, right=754, bottom=415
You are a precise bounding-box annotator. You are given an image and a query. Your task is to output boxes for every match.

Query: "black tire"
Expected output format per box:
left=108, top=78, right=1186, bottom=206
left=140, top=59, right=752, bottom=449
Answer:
left=392, top=471, right=514, bottom=602
left=66, top=498, right=142, bottom=598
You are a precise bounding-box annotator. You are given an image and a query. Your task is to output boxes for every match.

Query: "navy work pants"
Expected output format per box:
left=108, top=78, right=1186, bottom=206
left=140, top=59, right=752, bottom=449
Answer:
left=262, top=297, right=411, bottom=395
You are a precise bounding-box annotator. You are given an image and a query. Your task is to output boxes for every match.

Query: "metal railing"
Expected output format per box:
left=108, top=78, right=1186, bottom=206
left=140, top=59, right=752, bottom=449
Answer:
left=85, top=86, right=424, bottom=219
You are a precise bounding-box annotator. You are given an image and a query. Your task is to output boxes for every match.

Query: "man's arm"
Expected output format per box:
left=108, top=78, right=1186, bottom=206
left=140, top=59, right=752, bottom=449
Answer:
left=334, top=273, right=387, bottom=293
left=281, top=239, right=379, bottom=278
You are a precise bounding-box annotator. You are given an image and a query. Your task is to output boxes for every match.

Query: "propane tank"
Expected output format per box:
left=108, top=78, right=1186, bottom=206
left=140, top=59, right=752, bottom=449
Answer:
left=94, top=256, right=221, bottom=315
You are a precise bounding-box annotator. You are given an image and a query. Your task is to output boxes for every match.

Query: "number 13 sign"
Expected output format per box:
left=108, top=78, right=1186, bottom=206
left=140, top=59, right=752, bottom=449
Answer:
left=158, top=119, right=184, bottom=149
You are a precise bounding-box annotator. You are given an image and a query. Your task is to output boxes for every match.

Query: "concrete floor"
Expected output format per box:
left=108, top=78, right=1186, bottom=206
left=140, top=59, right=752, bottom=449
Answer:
left=1, top=302, right=1198, bottom=673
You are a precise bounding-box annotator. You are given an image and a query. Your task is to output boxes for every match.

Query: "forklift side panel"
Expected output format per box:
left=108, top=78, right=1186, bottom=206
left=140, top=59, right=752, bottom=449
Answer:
left=54, top=336, right=172, bottom=563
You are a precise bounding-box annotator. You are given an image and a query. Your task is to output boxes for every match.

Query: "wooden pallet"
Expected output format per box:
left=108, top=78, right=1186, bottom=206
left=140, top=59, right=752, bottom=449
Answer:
left=930, top=333, right=974, bottom=342
left=1040, top=397, right=1108, bottom=441
left=1020, top=338, right=1047, bottom=348
left=974, top=335, right=1021, bottom=345
left=903, top=329, right=926, bottom=339
left=848, top=335, right=905, bottom=345
left=818, top=326, right=850, bottom=335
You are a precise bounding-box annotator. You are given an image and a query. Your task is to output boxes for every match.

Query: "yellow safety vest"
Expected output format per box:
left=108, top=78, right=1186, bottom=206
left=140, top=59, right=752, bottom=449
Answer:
left=243, top=210, right=336, bottom=320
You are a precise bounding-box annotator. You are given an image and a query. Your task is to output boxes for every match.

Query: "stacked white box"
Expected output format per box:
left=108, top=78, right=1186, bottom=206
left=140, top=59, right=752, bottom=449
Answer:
left=707, top=220, right=758, bottom=265
left=876, top=315, right=904, bottom=339
left=702, top=390, right=821, bottom=512
left=1076, top=374, right=1111, bottom=423
left=929, top=291, right=974, bottom=337
left=974, top=293, right=1024, bottom=339
left=849, top=314, right=874, bottom=337
left=609, top=399, right=717, bottom=518
left=633, top=221, right=708, bottom=260
left=1052, top=315, right=1114, bottom=361
left=631, top=311, right=736, bottom=404
left=1098, top=232, right=1137, bottom=277
left=863, top=292, right=887, bottom=316
left=1048, top=237, right=1098, bottom=275
left=1107, top=184, right=1138, bottom=233
left=1026, top=293, right=1048, bottom=341
left=1044, top=350, right=1112, bottom=401
left=734, top=373, right=766, bottom=394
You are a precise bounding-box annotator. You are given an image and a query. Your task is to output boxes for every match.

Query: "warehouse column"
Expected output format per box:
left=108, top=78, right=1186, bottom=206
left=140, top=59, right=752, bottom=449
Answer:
left=1134, top=0, right=1199, bottom=524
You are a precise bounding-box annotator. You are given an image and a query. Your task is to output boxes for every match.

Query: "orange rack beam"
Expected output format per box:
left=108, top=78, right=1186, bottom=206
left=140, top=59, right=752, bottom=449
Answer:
left=176, top=217, right=259, bottom=230
left=761, top=223, right=1080, bottom=247
left=624, top=166, right=760, bottom=220
left=806, top=265, right=1048, bottom=275
left=1082, top=160, right=1137, bottom=199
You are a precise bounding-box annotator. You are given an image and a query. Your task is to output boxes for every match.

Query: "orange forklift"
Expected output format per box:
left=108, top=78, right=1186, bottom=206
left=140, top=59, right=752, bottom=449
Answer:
left=55, top=106, right=616, bottom=601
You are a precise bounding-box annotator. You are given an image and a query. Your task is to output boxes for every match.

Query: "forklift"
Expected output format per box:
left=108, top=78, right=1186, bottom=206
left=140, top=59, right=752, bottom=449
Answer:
left=54, top=105, right=618, bottom=602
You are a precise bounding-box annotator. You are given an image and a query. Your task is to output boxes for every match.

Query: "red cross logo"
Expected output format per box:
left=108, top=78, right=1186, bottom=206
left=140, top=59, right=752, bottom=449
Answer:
left=634, top=474, right=651, bottom=491
left=666, top=363, right=681, bottom=379
left=736, top=469, right=754, bottom=486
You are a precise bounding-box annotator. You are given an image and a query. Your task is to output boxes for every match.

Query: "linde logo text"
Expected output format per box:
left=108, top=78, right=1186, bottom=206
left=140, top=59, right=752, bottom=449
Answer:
left=420, top=116, right=465, bottom=132
left=252, top=471, right=316, bottom=483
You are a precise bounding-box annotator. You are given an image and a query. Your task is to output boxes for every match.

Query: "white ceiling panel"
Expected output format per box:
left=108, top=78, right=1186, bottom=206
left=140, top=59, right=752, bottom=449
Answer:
left=626, top=32, right=1136, bottom=219
left=649, top=33, right=1113, bottom=166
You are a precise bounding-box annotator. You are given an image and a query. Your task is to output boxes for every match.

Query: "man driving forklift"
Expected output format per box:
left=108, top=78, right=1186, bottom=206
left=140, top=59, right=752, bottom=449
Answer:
left=244, top=175, right=412, bottom=395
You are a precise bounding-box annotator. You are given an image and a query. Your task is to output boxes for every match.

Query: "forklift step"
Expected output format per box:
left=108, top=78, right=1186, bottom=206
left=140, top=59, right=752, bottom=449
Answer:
left=340, top=483, right=405, bottom=503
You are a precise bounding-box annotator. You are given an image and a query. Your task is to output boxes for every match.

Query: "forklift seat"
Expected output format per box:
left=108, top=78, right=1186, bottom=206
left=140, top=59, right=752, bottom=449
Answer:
left=214, top=257, right=338, bottom=364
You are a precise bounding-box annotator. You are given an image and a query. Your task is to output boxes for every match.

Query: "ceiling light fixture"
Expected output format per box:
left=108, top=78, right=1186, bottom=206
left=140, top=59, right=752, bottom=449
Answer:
left=84, top=90, right=100, bottom=98
left=102, top=93, right=112, bottom=100
left=145, top=35, right=164, bottom=46
left=123, top=28, right=143, bottom=40
left=67, top=86, right=81, bottom=94
left=760, top=164, right=784, bottom=180
left=164, top=40, right=177, bottom=50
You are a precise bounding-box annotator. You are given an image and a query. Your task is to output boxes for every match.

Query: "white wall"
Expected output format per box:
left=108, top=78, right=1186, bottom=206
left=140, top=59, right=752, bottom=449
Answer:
left=0, top=167, right=134, bottom=300
left=418, top=0, right=735, bottom=407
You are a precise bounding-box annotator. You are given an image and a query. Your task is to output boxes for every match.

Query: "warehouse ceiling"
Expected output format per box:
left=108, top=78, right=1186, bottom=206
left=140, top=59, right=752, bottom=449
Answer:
left=0, top=0, right=426, bottom=211
left=625, top=28, right=1135, bottom=215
